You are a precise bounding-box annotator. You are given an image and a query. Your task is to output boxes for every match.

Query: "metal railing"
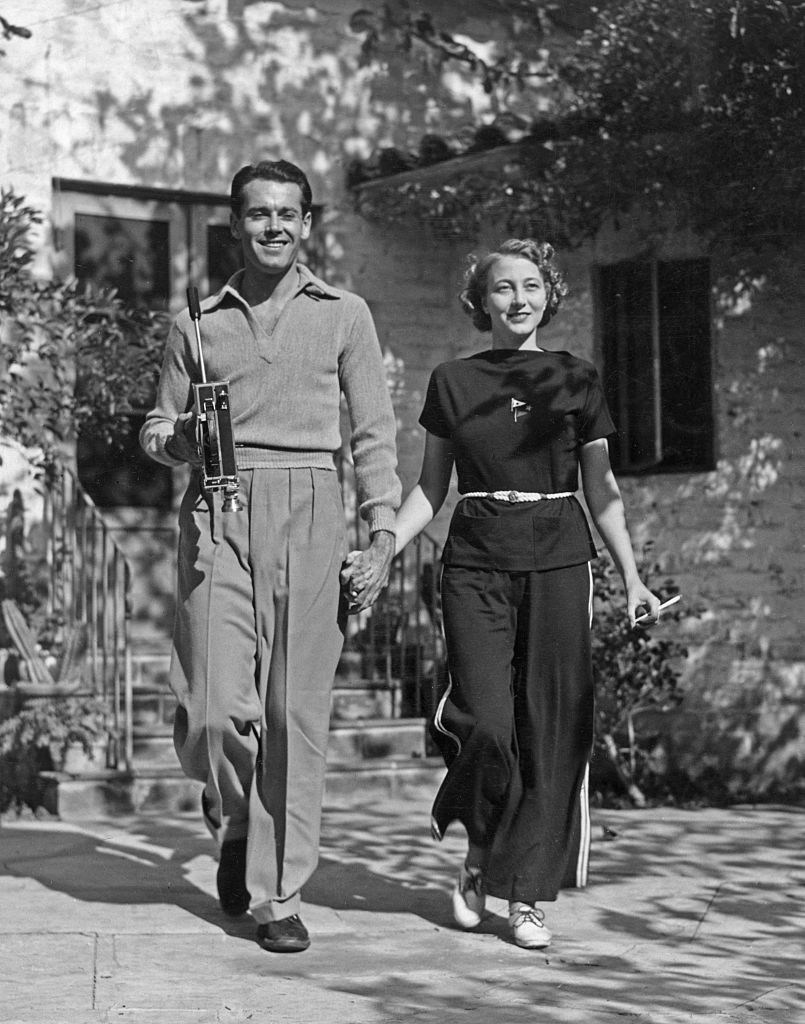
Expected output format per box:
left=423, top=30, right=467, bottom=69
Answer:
left=29, top=453, right=439, bottom=778
left=343, top=530, right=446, bottom=721
left=41, top=465, right=133, bottom=770
left=339, top=451, right=447, bottom=722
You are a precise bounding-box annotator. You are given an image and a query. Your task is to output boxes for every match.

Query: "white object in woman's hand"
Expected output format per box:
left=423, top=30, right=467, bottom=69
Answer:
left=634, top=594, right=681, bottom=625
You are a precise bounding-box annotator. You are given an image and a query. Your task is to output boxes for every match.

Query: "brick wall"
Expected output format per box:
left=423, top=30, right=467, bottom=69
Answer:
left=353, top=219, right=805, bottom=797
left=1, top=0, right=803, bottom=794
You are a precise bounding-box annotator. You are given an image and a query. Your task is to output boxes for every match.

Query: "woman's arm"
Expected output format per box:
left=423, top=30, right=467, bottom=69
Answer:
left=580, top=438, right=661, bottom=625
left=342, top=432, right=454, bottom=610
left=393, top=432, right=455, bottom=554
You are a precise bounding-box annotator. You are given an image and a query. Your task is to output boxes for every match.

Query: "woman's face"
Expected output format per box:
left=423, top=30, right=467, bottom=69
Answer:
left=482, top=255, right=548, bottom=348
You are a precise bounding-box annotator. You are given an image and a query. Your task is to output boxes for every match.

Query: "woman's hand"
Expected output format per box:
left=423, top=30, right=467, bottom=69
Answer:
left=626, top=579, right=662, bottom=627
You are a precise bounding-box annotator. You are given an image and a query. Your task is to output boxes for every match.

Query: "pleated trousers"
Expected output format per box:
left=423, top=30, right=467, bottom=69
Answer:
left=169, top=467, right=346, bottom=923
left=431, top=560, right=594, bottom=904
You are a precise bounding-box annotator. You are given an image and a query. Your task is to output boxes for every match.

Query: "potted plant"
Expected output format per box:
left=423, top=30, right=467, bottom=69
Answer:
left=0, top=694, right=115, bottom=813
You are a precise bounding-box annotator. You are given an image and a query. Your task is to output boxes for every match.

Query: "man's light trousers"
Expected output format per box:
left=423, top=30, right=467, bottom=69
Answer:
left=170, top=467, right=346, bottom=923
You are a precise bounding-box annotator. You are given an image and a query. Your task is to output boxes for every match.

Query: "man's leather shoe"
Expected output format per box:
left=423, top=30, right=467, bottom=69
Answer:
left=217, top=836, right=250, bottom=916
left=257, top=915, right=311, bottom=953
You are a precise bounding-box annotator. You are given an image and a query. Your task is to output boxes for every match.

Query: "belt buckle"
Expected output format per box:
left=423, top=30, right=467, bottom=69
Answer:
left=506, top=490, right=520, bottom=503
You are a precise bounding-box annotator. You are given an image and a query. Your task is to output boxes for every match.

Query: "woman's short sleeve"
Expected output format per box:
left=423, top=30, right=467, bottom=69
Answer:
left=579, top=369, right=616, bottom=444
left=418, top=366, right=452, bottom=439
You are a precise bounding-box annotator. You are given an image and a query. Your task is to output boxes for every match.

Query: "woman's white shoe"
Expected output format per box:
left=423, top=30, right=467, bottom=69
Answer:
left=451, top=863, right=485, bottom=929
left=508, top=901, right=552, bottom=948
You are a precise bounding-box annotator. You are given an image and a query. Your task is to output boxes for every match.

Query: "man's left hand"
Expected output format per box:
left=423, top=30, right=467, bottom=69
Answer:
left=341, top=531, right=395, bottom=613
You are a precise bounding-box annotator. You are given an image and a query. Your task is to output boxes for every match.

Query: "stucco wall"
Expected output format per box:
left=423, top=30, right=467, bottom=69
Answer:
left=1, top=0, right=804, bottom=795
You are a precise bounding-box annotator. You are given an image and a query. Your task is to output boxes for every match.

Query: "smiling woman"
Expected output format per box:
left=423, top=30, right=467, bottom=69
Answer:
left=482, top=257, right=547, bottom=347
left=349, top=236, right=661, bottom=951
left=459, top=238, right=567, bottom=339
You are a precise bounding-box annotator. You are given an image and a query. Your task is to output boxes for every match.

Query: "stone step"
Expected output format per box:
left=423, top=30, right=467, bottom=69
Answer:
left=129, top=644, right=412, bottom=684
left=132, top=716, right=428, bottom=769
left=129, top=679, right=406, bottom=726
left=39, top=756, right=446, bottom=818
left=129, top=650, right=171, bottom=691
left=327, top=717, right=426, bottom=762
left=132, top=728, right=181, bottom=767
left=129, top=647, right=397, bottom=692
left=324, top=757, right=444, bottom=804
left=330, top=685, right=398, bottom=720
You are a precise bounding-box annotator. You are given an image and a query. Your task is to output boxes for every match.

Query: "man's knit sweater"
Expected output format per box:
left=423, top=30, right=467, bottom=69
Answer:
left=140, top=265, right=401, bottom=533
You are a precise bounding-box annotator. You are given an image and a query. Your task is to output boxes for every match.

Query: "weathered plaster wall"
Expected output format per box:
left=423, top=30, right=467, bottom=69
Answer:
left=0, top=0, right=544, bottom=272
left=1, top=0, right=804, bottom=794
left=622, top=248, right=805, bottom=797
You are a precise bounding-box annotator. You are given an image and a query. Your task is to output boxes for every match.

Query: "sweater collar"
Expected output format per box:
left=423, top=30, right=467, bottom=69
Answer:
left=202, top=264, right=340, bottom=312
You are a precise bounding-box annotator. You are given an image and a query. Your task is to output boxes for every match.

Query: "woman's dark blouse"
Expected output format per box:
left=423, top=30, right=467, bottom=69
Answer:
left=419, top=348, right=615, bottom=571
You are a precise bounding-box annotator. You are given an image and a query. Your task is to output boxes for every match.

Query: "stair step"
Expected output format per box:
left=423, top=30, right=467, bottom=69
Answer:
left=132, top=717, right=428, bottom=768
left=333, top=673, right=400, bottom=690
left=132, top=731, right=179, bottom=767
left=330, top=686, right=397, bottom=720
left=129, top=651, right=171, bottom=691
left=39, top=756, right=446, bottom=818
left=130, top=682, right=407, bottom=726
left=328, top=717, right=426, bottom=761
left=130, top=691, right=177, bottom=728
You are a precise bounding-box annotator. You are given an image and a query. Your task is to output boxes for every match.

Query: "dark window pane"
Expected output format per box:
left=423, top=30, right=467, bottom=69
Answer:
left=598, top=258, right=713, bottom=474
left=77, top=414, right=173, bottom=510
left=599, top=262, right=657, bottom=469
left=207, top=224, right=243, bottom=295
left=74, top=213, right=170, bottom=310
left=657, top=259, right=714, bottom=469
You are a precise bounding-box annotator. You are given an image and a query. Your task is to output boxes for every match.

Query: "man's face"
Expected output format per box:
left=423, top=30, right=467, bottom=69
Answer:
left=230, top=178, right=312, bottom=279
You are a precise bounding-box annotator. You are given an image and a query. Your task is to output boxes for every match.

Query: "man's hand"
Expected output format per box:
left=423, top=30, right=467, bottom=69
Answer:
left=165, top=412, right=201, bottom=465
left=340, top=530, right=395, bottom=614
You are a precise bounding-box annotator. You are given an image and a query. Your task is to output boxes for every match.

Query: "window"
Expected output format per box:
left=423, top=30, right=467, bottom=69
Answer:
left=595, top=258, right=714, bottom=473
left=53, top=177, right=324, bottom=509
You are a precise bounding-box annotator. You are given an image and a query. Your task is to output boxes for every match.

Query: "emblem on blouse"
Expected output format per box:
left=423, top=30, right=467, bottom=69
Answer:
left=511, top=398, right=531, bottom=422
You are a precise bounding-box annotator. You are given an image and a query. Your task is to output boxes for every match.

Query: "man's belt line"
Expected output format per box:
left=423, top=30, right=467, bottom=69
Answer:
left=460, top=490, right=574, bottom=503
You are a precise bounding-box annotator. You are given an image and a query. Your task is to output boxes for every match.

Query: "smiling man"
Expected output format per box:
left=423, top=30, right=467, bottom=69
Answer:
left=140, top=160, right=400, bottom=954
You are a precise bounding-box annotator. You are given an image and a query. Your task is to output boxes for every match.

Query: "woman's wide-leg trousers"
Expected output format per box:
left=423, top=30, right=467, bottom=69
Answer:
left=431, top=560, right=594, bottom=903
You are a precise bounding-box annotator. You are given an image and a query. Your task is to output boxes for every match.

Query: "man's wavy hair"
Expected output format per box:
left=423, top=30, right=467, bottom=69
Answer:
left=229, top=159, right=313, bottom=217
left=459, top=239, right=568, bottom=331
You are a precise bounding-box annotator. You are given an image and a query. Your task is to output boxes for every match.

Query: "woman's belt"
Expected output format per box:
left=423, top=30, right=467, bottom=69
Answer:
left=460, top=490, right=574, bottom=503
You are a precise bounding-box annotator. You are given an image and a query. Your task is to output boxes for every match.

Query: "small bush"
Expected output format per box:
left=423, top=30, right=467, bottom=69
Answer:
left=591, top=550, right=690, bottom=806
left=0, top=695, right=114, bottom=813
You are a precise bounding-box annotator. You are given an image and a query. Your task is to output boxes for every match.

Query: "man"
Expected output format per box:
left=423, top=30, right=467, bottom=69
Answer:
left=140, top=160, right=400, bottom=953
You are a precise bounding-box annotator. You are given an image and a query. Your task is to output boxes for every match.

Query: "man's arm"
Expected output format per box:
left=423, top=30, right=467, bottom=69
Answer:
left=338, top=299, right=402, bottom=613
left=343, top=432, right=454, bottom=613
left=339, top=300, right=402, bottom=532
left=140, top=319, right=200, bottom=466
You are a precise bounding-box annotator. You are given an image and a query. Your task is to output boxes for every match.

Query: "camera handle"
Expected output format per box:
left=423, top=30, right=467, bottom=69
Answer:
left=187, top=286, right=242, bottom=512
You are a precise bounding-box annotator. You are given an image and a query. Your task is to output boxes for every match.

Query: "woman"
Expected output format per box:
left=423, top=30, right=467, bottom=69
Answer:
left=345, top=238, right=660, bottom=949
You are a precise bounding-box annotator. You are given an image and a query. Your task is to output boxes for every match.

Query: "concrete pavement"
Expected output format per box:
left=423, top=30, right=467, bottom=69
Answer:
left=1, top=791, right=804, bottom=1024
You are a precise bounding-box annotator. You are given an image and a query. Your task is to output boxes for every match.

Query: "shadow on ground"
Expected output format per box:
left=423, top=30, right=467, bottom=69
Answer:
left=0, top=802, right=803, bottom=1022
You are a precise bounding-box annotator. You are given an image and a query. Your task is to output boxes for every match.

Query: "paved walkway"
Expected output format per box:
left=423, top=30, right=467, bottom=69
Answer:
left=1, top=792, right=803, bottom=1024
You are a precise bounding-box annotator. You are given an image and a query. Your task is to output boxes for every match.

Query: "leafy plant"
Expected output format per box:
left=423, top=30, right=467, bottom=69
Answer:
left=351, top=1, right=805, bottom=257
left=0, top=695, right=114, bottom=813
left=590, top=551, right=688, bottom=807
left=0, top=188, right=168, bottom=469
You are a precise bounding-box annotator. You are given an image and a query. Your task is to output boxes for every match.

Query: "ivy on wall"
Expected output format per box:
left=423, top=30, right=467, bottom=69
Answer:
left=350, top=0, right=805, bottom=255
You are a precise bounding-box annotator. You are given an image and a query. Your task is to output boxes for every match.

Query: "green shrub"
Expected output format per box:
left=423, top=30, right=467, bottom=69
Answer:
left=0, top=695, right=114, bottom=813
left=0, top=187, right=167, bottom=467
left=591, top=551, right=689, bottom=806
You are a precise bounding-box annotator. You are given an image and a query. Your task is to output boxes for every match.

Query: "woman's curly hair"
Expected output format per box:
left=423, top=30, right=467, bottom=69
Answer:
left=459, top=239, right=568, bottom=332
